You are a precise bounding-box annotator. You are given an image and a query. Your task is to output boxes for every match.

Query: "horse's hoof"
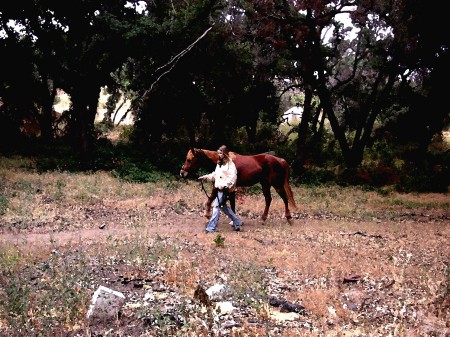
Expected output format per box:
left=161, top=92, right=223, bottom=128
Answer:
left=286, top=215, right=293, bottom=225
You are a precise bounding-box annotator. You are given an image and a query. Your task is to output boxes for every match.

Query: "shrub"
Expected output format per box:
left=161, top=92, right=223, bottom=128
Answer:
left=112, top=159, right=170, bottom=183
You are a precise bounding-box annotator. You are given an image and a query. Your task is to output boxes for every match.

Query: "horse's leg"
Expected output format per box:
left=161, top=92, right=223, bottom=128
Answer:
left=261, top=183, right=272, bottom=222
left=205, top=198, right=212, bottom=218
left=229, top=191, right=236, bottom=213
left=205, top=188, right=218, bottom=218
left=274, top=186, right=292, bottom=224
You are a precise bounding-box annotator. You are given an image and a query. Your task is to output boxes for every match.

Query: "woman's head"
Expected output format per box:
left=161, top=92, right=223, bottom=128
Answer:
left=217, top=145, right=230, bottom=163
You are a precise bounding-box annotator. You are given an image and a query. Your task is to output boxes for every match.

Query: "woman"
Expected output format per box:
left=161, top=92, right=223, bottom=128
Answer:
left=198, top=145, right=243, bottom=233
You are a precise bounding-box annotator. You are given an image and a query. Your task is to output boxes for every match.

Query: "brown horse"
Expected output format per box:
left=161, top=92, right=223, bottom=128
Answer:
left=180, top=148, right=297, bottom=222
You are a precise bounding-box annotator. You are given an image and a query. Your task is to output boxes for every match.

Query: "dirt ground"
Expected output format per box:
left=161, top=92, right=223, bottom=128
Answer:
left=0, top=185, right=449, bottom=336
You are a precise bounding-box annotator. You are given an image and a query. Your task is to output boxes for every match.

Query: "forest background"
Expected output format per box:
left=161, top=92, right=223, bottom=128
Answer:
left=0, top=0, right=449, bottom=192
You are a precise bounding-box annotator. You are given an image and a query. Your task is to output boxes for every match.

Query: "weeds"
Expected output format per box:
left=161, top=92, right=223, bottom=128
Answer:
left=388, top=197, right=449, bottom=210
left=0, top=194, right=7, bottom=216
left=54, top=178, right=65, bottom=201
left=0, top=245, right=92, bottom=335
left=173, top=199, right=188, bottom=214
left=213, top=234, right=225, bottom=247
left=227, top=261, right=268, bottom=315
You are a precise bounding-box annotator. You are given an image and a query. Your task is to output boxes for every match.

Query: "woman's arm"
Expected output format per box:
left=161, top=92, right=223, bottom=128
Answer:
left=198, top=171, right=215, bottom=182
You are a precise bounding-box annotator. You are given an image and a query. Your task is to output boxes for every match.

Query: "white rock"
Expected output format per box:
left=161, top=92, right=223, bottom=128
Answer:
left=270, top=310, right=300, bottom=321
left=86, top=286, right=125, bottom=320
left=206, top=284, right=229, bottom=300
left=206, top=284, right=226, bottom=296
left=215, top=301, right=236, bottom=315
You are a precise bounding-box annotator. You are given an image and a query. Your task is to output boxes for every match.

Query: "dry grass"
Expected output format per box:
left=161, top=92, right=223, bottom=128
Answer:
left=0, top=159, right=449, bottom=336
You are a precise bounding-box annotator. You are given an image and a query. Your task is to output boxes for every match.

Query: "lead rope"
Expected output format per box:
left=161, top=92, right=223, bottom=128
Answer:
left=200, top=179, right=213, bottom=200
left=200, top=179, right=223, bottom=205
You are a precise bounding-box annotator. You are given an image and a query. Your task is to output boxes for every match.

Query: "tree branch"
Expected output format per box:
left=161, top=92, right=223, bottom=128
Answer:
left=136, top=26, right=213, bottom=110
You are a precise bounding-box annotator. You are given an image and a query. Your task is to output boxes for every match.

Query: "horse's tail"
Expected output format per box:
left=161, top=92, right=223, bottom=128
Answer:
left=282, top=160, right=298, bottom=211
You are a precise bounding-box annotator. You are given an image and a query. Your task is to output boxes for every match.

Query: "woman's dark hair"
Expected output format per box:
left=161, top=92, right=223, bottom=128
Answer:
left=217, top=145, right=230, bottom=156
left=217, top=145, right=231, bottom=165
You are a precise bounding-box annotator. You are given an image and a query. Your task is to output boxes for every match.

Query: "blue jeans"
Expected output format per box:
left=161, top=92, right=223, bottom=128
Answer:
left=205, top=191, right=243, bottom=232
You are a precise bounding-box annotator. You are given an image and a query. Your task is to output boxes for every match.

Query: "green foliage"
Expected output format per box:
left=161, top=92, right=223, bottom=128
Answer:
left=318, top=138, right=450, bottom=192
left=0, top=249, right=29, bottom=327
left=0, top=177, right=8, bottom=215
left=37, top=155, right=81, bottom=172
left=213, top=234, right=225, bottom=247
left=396, top=162, right=449, bottom=193
left=95, top=120, right=114, bottom=135
left=364, top=140, right=401, bottom=168
left=151, top=137, right=193, bottom=173
left=0, top=194, right=8, bottom=216
left=3, top=279, right=30, bottom=321
left=54, top=179, right=66, bottom=201
left=0, top=248, right=21, bottom=276
left=298, top=167, right=335, bottom=186
left=251, top=122, right=283, bottom=154
left=0, top=247, right=92, bottom=335
left=2, top=107, right=449, bottom=193
left=173, top=199, right=188, bottom=214
left=117, top=125, right=134, bottom=142
left=228, top=262, right=267, bottom=308
left=35, top=142, right=83, bottom=172
left=241, top=184, right=263, bottom=195
left=387, top=197, right=449, bottom=210
left=112, top=158, right=170, bottom=183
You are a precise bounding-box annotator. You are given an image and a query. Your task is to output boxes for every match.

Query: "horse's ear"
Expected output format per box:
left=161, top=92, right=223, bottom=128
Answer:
left=189, top=147, right=197, bottom=157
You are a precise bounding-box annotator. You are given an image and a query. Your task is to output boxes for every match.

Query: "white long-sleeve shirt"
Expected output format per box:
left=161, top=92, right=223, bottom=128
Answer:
left=202, top=160, right=237, bottom=192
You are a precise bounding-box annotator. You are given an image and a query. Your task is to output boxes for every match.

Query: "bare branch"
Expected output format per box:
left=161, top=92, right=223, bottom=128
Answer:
left=136, top=26, right=214, bottom=109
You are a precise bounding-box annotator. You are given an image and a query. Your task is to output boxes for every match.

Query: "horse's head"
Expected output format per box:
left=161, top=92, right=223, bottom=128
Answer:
left=180, top=148, right=201, bottom=178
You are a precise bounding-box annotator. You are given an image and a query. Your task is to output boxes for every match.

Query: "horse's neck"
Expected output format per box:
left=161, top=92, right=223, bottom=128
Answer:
left=201, top=149, right=238, bottom=164
left=201, top=149, right=219, bottom=164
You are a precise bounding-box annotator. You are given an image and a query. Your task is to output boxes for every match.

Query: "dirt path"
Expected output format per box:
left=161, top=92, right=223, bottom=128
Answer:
left=2, top=205, right=449, bottom=249
left=0, top=213, right=206, bottom=247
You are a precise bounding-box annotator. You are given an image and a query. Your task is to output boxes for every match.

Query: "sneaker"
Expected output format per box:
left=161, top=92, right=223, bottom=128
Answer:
left=204, top=230, right=215, bottom=234
left=230, top=221, right=244, bottom=226
left=233, top=227, right=240, bottom=232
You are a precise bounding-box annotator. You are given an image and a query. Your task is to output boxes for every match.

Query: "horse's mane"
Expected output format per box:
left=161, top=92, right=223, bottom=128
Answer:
left=195, top=148, right=238, bottom=163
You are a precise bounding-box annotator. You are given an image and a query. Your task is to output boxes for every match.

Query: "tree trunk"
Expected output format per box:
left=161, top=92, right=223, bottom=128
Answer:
left=71, top=87, right=100, bottom=168
left=40, top=83, right=57, bottom=142
left=294, top=84, right=313, bottom=174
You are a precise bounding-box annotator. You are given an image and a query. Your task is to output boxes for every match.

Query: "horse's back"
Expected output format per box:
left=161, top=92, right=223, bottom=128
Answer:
left=233, top=153, right=289, bottom=186
left=232, top=154, right=261, bottom=185
left=252, top=153, right=289, bottom=170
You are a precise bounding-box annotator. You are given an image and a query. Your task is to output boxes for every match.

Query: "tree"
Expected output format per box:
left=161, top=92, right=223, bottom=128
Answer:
left=125, top=0, right=280, bottom=153
left=225, top=0, right=449, bottom=170
left=0, top=4, right=58, bottom=146
left=1, top=1, right=159, bottom=163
